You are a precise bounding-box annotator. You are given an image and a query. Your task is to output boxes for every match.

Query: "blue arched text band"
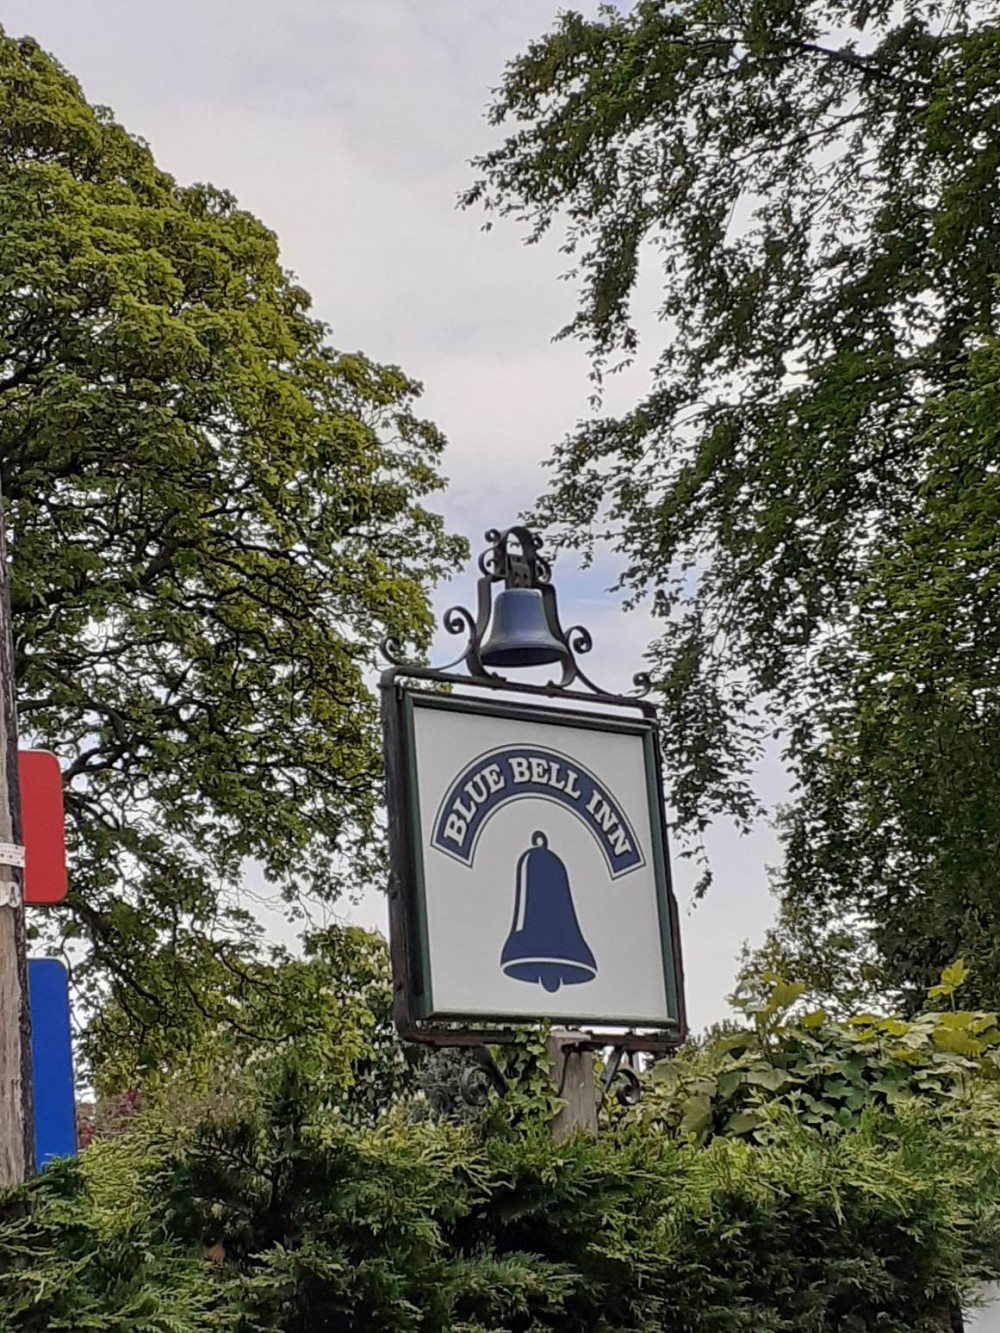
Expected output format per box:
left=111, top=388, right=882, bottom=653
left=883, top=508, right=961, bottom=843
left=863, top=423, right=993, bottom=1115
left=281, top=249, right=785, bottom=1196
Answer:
left=430, top=745, right=644, bottom=878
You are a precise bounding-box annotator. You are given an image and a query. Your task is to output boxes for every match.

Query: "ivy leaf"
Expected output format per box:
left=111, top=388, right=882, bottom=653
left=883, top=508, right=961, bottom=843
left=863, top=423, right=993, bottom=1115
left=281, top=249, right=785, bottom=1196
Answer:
left=932, top=1027, right=982, bottom=1057
left=679, top=1094, right=713, bottom=1141
left=744, top=1067, right=789, bottom=1093
left=716, top=1070, right=745, bottom=1101
left=800, top=1011, right=827, bottom=1029
left=715, top=1032, right=756, bottom=1054
left=942, top=960, right=971, bottom=993
left=767, top=981, right=805, bottom=1015
left=724, top=1110, right=762, bottom=1135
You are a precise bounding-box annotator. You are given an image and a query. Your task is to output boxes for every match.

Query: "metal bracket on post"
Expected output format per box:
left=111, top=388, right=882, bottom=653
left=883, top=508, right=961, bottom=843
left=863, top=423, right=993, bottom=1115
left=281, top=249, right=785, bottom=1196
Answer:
left=0, top=882, right=21, bottom=909
left=459, top=1044, right=508, bottom=1106
left=0, top=843, right=24, bottom=909
left=599, top=1046, right=643, bottom=1109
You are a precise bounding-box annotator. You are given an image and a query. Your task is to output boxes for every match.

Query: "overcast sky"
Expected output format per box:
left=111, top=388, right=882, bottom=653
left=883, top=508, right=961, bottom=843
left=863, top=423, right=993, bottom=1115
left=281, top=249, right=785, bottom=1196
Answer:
left=6, top=0, right=784, bottom=1030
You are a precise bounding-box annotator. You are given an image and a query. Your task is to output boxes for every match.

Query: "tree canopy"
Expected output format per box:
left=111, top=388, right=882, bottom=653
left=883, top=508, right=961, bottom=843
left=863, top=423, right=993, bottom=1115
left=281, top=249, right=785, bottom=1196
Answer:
left=467, top=0, right=1000, bottom=1006
left=0, top=28, right=464, bottom=1064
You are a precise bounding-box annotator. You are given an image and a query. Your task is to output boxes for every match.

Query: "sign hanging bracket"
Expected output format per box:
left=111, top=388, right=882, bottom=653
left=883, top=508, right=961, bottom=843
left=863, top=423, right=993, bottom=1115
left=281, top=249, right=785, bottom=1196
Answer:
left=599, top=1045, right=643, bottom=1108
left=458, top=1044, right=509, bottom=1106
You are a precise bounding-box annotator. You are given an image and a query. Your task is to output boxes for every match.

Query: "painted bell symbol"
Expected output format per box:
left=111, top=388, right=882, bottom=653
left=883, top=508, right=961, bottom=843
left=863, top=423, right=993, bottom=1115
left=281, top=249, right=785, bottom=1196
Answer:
left=500, top=831, right=597, bottom=991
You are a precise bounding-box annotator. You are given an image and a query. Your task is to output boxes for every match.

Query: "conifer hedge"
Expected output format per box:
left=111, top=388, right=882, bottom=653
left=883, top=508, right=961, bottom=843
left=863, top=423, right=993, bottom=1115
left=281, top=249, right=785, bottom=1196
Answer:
left=3, top=969, right=1000, bottom=1332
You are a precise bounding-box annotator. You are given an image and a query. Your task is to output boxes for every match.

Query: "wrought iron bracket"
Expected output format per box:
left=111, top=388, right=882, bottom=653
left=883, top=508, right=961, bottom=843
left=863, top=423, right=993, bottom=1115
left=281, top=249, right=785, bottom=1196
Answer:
left=459, top=1044, right=509, bottom=1106
left=599, top=1046, right=643, bottom=1108
left=381, top=526, right=652, bottom=701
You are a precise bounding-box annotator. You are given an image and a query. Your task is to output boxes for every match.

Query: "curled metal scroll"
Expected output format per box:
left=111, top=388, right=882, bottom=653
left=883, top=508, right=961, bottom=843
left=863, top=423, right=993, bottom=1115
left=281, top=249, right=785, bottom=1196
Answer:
left=477, top=528, right=504, bottom=578
left=610, top=1066, right=643, bottom=1107
left=600, top=1047, right=644, bottom=1108
left=380, top=635, right=410, bottom=667
left=564, top=625, right=594, bottom=658
left=459, top=1047, right=508, bottom=1106
left=380, top=524, right=657, bottom=707
left=443, top=605, right=475, bottom=640
left=443, top=604, right=489, bottom=677
left=631, top=672, right=653, bottom=698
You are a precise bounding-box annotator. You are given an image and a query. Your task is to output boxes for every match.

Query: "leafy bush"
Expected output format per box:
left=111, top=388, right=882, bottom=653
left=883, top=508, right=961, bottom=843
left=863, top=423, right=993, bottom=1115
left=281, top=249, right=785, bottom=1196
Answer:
left=631, top=962, right=1000, bottom=1145
left=4, top=969, right=1000, bottom=1332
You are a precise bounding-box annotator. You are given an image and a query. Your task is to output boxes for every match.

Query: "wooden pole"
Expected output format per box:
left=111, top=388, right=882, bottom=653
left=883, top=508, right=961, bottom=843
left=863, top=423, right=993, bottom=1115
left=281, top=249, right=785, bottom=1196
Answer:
left=547, top=1030, right=597, bottom=1143
left=0, top=485, right=32, bottom=1187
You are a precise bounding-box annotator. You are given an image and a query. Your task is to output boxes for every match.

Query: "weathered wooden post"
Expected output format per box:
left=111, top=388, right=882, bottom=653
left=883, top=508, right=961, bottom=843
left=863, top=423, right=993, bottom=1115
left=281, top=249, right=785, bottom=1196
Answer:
left=547, top=1031, right=598, bottom=1141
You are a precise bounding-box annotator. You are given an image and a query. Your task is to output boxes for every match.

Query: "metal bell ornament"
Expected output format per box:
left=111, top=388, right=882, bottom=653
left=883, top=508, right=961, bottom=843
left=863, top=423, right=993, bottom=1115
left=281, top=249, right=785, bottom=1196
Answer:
left=500, top=831, right=597, bottom=992
left=480, top=587, right=568, bottom=669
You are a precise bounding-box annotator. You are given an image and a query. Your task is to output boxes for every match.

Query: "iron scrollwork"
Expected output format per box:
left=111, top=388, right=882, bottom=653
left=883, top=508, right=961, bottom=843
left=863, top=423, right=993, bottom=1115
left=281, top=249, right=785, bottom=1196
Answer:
left=458, top=1045, right=509, bottom=1106
left=381, top=525, right=654, bottom=702
left=599, top=1046, right=643, bottom=1108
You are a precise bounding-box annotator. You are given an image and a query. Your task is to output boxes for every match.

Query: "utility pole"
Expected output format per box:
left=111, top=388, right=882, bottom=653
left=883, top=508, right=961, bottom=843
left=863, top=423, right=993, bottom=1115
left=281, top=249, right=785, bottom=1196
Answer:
left=0, top=485, right=33, bottom=1186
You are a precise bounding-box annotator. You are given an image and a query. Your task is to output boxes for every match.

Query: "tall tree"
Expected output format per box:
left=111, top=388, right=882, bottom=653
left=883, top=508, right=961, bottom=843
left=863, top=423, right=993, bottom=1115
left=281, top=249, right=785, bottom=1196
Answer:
left=87, top=925, right=412, bottom=1125
left=467, top=1, right=1000, bottom=1005
left=0, top=29, right=464, bottom=1060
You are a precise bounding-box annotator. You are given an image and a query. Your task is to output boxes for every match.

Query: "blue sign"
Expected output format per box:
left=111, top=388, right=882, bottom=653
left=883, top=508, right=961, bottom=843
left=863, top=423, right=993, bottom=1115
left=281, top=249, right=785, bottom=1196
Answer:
left=28, top=959, right=76, bottom=1166
left=431, top=745, right=645, bottom=878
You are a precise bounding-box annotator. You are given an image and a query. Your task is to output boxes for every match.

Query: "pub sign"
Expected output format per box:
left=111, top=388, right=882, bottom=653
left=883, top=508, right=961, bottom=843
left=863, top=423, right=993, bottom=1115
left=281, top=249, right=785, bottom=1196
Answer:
left=383, top=686, right=684, bottom=1040
left=381, top=524, right=685, bottom=1048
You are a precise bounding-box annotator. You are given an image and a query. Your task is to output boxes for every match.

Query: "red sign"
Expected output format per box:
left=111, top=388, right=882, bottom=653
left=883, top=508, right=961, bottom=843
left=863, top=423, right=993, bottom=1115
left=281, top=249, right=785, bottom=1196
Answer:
left=18, top=750, right=67, bottom=904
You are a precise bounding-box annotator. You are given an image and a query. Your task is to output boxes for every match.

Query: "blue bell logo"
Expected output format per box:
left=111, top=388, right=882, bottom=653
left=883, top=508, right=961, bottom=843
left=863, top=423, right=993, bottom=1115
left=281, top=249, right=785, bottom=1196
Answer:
left=500, top=831, right=597, bottom=992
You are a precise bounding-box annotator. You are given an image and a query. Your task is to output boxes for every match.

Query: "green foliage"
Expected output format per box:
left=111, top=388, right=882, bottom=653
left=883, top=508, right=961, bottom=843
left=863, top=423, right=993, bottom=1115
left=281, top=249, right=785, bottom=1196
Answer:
left=467, top=1, right=1000, bottom=1002
left=0, top=1135, right=234, bottom=1330
left=634, top=964, right=1000, bottom=1147
left=0, top=26, right=464, bottom=1056
left=2, top=964, right=999, bottom=1329
left=767, top=333, right=1000, bottom=1008
left=89, top=926, right=413, bottom=1126
left=4, top=1040, right=1000, bottom=1330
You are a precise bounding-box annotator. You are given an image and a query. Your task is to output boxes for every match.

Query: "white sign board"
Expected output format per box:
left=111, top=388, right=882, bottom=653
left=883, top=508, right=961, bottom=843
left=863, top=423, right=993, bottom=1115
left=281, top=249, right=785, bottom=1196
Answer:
left=390, top=691, right=683, bottom=1033
left=967, top=1287, right=1000, bottom=1328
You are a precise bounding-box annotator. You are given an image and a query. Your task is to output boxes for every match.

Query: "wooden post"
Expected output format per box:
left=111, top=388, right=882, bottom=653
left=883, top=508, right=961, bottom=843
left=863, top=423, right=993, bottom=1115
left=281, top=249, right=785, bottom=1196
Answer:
left=0, top=485, right=32, bottom=1187
left=547, top=1030, right=597, bottom=1142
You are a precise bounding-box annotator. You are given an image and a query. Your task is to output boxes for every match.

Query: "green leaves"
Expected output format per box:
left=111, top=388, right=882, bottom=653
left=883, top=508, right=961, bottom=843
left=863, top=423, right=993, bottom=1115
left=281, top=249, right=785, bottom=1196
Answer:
left=4, top=1046, right=1000, bottom=1330
left=89, top=925, right=413, bottom=1124
left=469, top=1, right=1000, bottom=1007
left=744, top=1067, right=789, bottom=1092
left=6, top=958, right=1000, bottom=1331
left=631, top=964, right=1000, bottom=1149
left=930, top=960, right=971, bottom=1002
left=0, top=27, right=465, bottom=1068
left=679, top=1092, right=713, bottom=1139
